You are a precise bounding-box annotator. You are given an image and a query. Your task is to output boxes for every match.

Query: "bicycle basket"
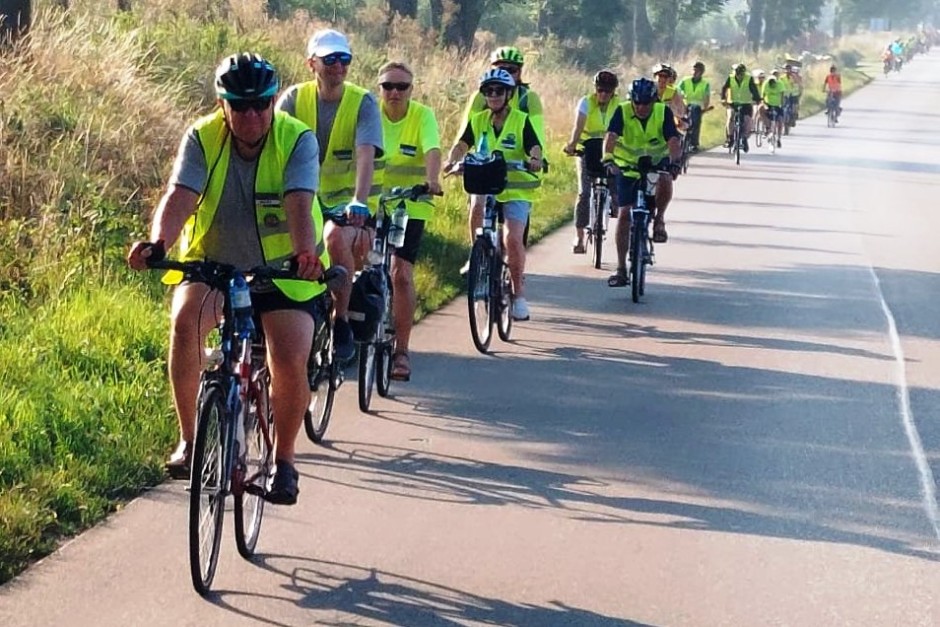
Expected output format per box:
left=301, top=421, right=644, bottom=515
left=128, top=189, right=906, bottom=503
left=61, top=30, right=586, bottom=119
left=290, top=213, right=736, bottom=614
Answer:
left=463, top=151, right=508, bottom=195
left=581, top=138, right=606, bottom=177
left=348, top=267, right=386, bottom=342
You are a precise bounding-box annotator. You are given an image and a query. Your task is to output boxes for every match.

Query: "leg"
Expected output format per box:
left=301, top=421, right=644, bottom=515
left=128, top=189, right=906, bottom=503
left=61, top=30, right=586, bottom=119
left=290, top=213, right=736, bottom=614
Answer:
left=653, top=175, right=673, bottom=243
left=725, top=108, right=733, bottom=144
left=689, top=105, right=702, bottom=148
left=502, top=202, right=530, bottom=298
left=325, top=221, right=370, bottom=362
left=468, top=194, right=484, bottom=243
left=390, top=218, right=424, bottom=380
left=573, top=157, right=591, bottom=251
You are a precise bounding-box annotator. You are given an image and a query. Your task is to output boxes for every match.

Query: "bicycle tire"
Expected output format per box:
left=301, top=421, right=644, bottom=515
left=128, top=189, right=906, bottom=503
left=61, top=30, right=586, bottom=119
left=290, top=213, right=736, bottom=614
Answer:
left=755, top=118, right=764, bottom=147
left=629, top=214, right=644, bottom=303
left=358, top=341, right=376, bottom=412
left=735, top=113, right=743, bottom=165
left=234, top=366, right=271, bottom=559
left=496, top=261, right=513, bottom=342
left=376, top=273, right=394, bottom=398
left=304, top=322, right=336, bottom=443
left=591, top=187, right=605, bottom=269
left=188, top=384, right=227, bottom=596
left=467, top=237, right=493, bottom=353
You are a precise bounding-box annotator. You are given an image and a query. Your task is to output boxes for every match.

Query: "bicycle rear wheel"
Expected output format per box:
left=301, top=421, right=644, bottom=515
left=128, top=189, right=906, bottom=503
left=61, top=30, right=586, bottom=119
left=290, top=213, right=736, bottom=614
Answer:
left=305, top=322, right=336, bottom=443
left=358, top=341, right=376, bottom=412
left=189, top=384, right=227, bottom=596
left=467, top=237, right=493, bottom=353
left=496, top=260, right=513, bottom=342
left=234, top=368, right=271, bottom=559
left=377, top=276, right=394, bottom=398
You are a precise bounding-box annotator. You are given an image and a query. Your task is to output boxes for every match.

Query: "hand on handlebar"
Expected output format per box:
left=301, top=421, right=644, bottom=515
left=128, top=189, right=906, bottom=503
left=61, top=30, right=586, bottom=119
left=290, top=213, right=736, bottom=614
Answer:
left=127, top=239, right=165, bottom=271
left=345, top=200, right=370, bottom=228
left=293, top=251, right=324, bottom=281
left=562, top=142, right=577, bottom=156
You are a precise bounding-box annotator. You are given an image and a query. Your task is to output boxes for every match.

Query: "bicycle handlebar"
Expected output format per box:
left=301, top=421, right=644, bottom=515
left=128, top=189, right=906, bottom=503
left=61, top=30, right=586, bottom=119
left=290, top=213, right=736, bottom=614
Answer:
left=380, top=183, right=443, bottom=204
left=145, top=254, right=347, bottom=291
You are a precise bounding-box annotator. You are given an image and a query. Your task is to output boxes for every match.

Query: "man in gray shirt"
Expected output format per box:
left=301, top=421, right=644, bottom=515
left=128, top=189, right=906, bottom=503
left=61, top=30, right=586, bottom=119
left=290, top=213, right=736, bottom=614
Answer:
left=277, top=28, right=384, bottom=364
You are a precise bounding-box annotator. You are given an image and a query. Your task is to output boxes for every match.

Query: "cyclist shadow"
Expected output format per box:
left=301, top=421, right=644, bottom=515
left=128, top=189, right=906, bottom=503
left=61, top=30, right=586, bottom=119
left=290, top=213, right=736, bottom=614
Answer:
left=210, top=553, right=646, bottom=626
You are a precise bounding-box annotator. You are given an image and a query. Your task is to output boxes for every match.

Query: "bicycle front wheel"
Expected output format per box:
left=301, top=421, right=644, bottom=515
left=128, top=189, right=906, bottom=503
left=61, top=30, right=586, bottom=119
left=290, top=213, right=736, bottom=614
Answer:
left=234, top=369, right=271, bottom=559
left=496, top=260, right=513, bottom=342
left=467, top=237, right=493, bottom=353
left=358, top=341, right=376, bottom=412
left=377, top=276, right=394, bottom=398
left=591, top=187, right=606, bottom=270
left=630, top=217, right=646, bottom=304
left=305, top=322, right=337, bottom=443
left=189, top=384, right=227, bottom=596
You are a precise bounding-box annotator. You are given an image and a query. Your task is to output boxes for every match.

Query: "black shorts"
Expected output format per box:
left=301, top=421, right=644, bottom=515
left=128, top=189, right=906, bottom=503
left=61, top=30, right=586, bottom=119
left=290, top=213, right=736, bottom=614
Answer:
left=615, top=160, right=670, bottom=207
left=394, top=218, right=426, bottom=265
left=765, top=105, right=783, bottom=119
left=250, top=286, right=323, bottom=323
left=730, top=104, right=754, bottom=117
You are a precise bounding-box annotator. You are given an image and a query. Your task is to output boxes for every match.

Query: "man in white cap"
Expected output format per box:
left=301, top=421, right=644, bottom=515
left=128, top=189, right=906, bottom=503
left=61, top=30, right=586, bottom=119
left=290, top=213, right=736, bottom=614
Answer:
left=277, top=28, right=384, bottom=364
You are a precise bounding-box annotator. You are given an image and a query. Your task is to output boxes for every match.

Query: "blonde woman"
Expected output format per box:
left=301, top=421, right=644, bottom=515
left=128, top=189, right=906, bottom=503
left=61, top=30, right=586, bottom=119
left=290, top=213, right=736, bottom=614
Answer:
left=377, top=61, right=442, bottom=381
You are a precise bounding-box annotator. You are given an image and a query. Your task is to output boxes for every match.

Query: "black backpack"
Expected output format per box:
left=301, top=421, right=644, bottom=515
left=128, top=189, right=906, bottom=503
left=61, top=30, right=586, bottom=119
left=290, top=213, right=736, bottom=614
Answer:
left=348, top=267, right=386, bottom=342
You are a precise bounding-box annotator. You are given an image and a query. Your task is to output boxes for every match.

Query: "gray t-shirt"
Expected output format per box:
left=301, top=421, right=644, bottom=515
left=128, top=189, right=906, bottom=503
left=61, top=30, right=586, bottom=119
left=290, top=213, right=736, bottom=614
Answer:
left=168, top=126, right=318, bottom=269
left=276, top=84, right=384, bottom=165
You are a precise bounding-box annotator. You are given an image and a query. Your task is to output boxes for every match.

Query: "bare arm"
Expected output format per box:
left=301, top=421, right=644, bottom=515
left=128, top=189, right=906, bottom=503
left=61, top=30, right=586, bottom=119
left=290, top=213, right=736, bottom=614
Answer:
left=564, top=110, right=587, bottom=153
left=353, top=144, right=376, bottom=205
left=283, top=189, right=321, bottom=280
left=424, top=148, right=442, bottom=195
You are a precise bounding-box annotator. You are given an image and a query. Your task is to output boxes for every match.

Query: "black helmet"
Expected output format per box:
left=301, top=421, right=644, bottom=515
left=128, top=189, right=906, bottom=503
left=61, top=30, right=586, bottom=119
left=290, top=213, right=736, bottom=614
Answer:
left=215, top=52, right=279, bottom=100
left=693, top=60, right=705, bottom=71
left=630, top=78, right=657, bottom=105
left=593, top=69, right=619, bottom=89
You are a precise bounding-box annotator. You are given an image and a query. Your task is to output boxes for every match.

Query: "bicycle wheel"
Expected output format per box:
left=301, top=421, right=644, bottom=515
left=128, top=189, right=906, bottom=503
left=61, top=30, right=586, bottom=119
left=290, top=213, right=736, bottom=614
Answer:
left=755, top=118, right=764, bottom=147
left=358, top=341, right=376, bottom=412
left=629, top=215, right=644, bottom=303
left=304, top=322, right=336, bottom=443
left=188, top=384, right=227, bottom=596
left=377, top=275, right=394, bottom=398
left=234, top=368, right=271, bottom=559
left=734, top=115, right=742, bottom=165
left=496, top=260, right=513, bottom=342
left=467, top=237, right=493, bottom=353
left=591, top=187, right=606, bottom=270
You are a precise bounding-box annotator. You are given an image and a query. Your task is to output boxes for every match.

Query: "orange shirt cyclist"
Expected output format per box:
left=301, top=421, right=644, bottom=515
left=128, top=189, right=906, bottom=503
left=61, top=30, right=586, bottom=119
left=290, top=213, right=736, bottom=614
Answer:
left=823, top=65, right=843, bottom=121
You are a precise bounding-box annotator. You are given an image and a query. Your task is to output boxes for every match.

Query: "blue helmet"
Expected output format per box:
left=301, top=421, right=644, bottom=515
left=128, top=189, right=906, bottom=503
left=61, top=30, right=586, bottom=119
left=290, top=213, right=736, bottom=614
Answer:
left=630, top=78, right=657, bottom=105
left=479, top=68, right=516, bottom=91
left=215, top=52, right=279, bottom=100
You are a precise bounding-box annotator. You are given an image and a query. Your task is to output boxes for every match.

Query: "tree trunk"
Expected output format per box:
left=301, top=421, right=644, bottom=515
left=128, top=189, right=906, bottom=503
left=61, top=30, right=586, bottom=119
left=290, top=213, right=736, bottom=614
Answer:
left=0, top=0, right=31, bottom=42
left=438, top=0, right=485, bottom=52
left=619, top=0, right=636, bottom=60
left=387, top=0, right=417, bottom=18
left=746, top=0, right=764, bottom=53
left=634, top=0, right=654, bottom=55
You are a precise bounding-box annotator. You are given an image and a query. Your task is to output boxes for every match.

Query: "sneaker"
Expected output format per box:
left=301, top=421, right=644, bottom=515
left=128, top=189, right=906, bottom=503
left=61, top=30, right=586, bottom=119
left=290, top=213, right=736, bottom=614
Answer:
left=742, top=137, right=749, bottom=153
left=333, top=317, right=356, bottom=365
left=165, top=441, right=192, bottom=480
left=776, top=138, right=782, bottom=148
left=511, top=297, right=530, bottom=321
left=572, top=241, right=586, bottom=254
left=265, top=460, right=299, bottom=505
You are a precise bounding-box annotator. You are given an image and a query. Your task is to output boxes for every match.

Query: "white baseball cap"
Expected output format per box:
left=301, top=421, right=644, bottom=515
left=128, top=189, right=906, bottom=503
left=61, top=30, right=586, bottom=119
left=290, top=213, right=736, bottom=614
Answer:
left=306, top=29, right=352, bottom=59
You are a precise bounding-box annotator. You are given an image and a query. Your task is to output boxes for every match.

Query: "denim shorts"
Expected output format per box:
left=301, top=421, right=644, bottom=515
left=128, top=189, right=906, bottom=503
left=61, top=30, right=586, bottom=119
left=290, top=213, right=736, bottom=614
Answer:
left=501, top=200, right=532, bottom=223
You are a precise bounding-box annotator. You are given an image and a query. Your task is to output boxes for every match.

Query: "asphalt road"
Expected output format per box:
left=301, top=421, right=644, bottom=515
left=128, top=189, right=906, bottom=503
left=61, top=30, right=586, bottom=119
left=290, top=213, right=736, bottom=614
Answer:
left=2, top=54, right=939, bottom=626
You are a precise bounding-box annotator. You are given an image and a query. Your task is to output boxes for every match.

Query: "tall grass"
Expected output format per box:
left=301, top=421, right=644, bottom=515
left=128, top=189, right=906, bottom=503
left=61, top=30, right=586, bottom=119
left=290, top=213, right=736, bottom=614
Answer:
left=0, top=0, right=895, bottom=583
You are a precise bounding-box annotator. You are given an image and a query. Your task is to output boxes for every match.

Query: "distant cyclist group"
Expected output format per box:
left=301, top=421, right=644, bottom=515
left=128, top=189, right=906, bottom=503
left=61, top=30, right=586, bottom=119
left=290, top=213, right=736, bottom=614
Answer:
left=126, top=26, right=934, bottom=510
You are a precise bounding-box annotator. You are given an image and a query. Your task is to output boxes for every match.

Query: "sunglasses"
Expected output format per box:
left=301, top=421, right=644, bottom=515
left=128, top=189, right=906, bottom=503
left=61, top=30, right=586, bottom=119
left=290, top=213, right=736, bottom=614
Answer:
left=380, top=81, right=412, bottom=92
left=320, top=52, right=352, bottom=66
left=482, top=86, right=508, bottom=97
left=227, top=97, right=273, bottom=113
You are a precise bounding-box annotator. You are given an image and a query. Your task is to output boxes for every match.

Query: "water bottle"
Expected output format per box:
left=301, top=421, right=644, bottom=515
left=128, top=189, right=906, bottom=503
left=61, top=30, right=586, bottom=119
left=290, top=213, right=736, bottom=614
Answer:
left=388, top=204, right=408, bottom=248
left=229, top=274, right=254, bottom=336
left=479, top=131, right=490, bottom=156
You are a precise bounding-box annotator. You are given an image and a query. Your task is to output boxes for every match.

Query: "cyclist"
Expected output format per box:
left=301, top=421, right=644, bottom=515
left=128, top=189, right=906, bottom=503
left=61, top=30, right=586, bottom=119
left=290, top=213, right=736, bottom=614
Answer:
left=602, top=77, right=682, bottom=288
left=276, top=28, right=384, bottom=365
left=563, top=69, right=620, bottom=255
left=376, top=61, right=442, bottom=382
left=783, top=64, right=803, bottom=125
left=760, top=73, right=785, bottom=148
left=822, top=64, right=843, bottom=122
left=127, top=53, right=327, bottom=505
left=720, top=63, right=761, bottom=152
left=654, top=63, right=686, bottom=120
left=677, top=61, right=711, bottom=152
left=445, top=69, right=543, bottom=321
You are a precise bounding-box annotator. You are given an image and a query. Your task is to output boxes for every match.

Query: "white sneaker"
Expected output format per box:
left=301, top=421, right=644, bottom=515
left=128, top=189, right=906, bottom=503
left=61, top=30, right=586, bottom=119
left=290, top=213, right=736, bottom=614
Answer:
left=511, top=297, right=530, bottom=321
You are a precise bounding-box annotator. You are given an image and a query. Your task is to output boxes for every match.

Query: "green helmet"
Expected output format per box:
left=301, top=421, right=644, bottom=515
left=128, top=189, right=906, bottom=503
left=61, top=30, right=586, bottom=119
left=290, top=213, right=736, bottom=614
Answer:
left=490, top=46, right=524, bottom=66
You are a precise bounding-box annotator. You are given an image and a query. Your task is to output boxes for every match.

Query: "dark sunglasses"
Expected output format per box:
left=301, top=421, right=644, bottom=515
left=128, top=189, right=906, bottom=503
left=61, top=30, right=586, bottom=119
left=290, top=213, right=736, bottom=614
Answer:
left=481, top=86, right=508, bottom=97
left=227, top=97, right=273, bottom=113
left=320, top=52, right=352, bottom=66
left=380, top=82, right=412, bottom=92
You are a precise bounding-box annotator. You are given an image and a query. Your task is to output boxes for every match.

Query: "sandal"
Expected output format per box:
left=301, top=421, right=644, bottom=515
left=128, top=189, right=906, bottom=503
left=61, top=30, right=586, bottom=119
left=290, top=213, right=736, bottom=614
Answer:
left=652, top=221, right=669, bottom=244
left=607, top=268, right=629, bottom=287
left=572, top=242, right=586, bottom=254
left=390, top=351, right=411, bottom=382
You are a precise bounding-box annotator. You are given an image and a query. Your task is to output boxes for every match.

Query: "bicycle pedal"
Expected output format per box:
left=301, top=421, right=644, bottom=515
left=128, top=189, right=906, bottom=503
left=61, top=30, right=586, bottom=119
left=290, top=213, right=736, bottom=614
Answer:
left=243, top=483, right=267, bottom=498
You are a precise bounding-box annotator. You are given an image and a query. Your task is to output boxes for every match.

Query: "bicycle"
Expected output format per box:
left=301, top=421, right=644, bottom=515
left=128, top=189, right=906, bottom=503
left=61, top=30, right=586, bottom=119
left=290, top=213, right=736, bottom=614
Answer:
left=146, top=256, right=335, bottom=595
left=449, top=151, right=532, bottom=354
left=725, top=103, right=747, bottom=165
left=678, top=104, right=711, bottom=174
left=355, top=183, right=432, bottom=412
left=825, top=92, right=839, bottom=128
left=303, top=266, right=348, bottom=443
left=622, top=156, right=668, bottom=303
left=571, top=138, right=612, bottom=270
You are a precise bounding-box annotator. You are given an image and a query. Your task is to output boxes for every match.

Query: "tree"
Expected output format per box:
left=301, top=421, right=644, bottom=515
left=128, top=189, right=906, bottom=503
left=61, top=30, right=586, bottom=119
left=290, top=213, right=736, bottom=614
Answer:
left=0, top=0, right=31, bottom=42
left=647, top=0, right=728, bottom=54
left=431, top=0, right=488, bottom=51
left=388, top=0, right=417, bottom=18
left=746, top=0, right=764, bottom=53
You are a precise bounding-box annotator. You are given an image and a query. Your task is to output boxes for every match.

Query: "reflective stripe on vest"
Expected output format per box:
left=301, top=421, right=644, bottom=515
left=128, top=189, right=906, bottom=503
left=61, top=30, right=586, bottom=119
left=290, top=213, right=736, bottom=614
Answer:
left=295, top=81, right=385, bottom=212
left=171, top=110, right=328, bottom=301
left=382, top=100, right=435, bottom=221
left=579, top=94, right=614, bottom=144
left=469, top=107, right=540, bottom=202
left=612, top=102, right=668, bottom=176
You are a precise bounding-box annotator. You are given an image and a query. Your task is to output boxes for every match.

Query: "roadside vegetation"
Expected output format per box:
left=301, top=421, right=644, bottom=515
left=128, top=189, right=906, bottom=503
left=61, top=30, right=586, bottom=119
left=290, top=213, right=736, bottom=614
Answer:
left=0, top=0, right=904, bottom=584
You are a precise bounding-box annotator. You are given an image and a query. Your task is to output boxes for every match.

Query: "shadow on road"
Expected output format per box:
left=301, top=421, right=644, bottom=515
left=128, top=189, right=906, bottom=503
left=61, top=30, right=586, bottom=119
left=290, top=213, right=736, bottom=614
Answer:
left=207, top=555, right=648, bottom=626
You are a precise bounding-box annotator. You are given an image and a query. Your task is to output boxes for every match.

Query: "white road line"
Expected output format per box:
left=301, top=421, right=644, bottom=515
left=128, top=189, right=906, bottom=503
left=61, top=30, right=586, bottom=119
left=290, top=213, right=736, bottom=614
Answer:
left=868, top=265, right=940, bottom=542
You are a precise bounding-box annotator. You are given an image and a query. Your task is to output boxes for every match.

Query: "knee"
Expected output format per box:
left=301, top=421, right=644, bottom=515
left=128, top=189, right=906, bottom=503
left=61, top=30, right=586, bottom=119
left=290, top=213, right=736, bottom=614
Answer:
left=391, top=260, right=413, bottom=291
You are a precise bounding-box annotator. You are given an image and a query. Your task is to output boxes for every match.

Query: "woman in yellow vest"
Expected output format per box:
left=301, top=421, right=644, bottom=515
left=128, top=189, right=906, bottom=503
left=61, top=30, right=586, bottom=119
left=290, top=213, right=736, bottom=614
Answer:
left=445, top=69, right=544, bottom=322
left=678, top=61, right=711, bottom=151
left=376, top=61, right=442, bottom=382
left=127, top=53, right=328, bottom=505
left=563, top=69, right=620, bottom=255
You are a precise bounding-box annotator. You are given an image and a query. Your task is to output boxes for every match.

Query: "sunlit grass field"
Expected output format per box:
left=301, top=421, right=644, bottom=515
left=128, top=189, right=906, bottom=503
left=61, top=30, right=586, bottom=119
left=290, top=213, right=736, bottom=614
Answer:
left=0, top=0, right=895, bottom=583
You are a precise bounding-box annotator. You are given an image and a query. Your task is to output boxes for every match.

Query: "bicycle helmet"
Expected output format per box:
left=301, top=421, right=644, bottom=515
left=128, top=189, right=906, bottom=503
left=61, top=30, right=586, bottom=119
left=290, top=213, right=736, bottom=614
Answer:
left=693, top=60, right=706, bottom=71
left=479, top=68, right=516, bottom=91
left=733, top=63, right=747, bottom=74
left=490, top=46, right=525, bottom=66
left=215, top=52, right=279, bottom=100
left=630, top=78, right=658, bottom=105
left=593, top=69, right=619, bottom=90
left=653, top=62, right=673, bottom=77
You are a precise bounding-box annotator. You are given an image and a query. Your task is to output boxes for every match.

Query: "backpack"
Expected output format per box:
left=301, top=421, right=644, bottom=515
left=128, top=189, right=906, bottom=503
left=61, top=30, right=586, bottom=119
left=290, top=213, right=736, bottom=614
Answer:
left=347, top=266, right=386, bottom=342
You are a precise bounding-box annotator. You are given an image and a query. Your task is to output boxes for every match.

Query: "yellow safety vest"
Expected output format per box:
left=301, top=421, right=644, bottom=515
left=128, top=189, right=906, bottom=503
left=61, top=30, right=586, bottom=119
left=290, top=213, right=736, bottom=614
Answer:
left=170, top=110, right=329, bottom=301
left=612, top=102, right=668, bottom=178
left=469, top=107, right=540, bottom=203
left=727, top=76, right=754, bottom=104
left=295, top=81, right=385, bottom=213
left=678, top=77, right=709, bottom=105
left=381, top=100, right=435, bottom=221
left=579, top=94, right=615, bottom=145
left=762, top=81, right=785, bottom=107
